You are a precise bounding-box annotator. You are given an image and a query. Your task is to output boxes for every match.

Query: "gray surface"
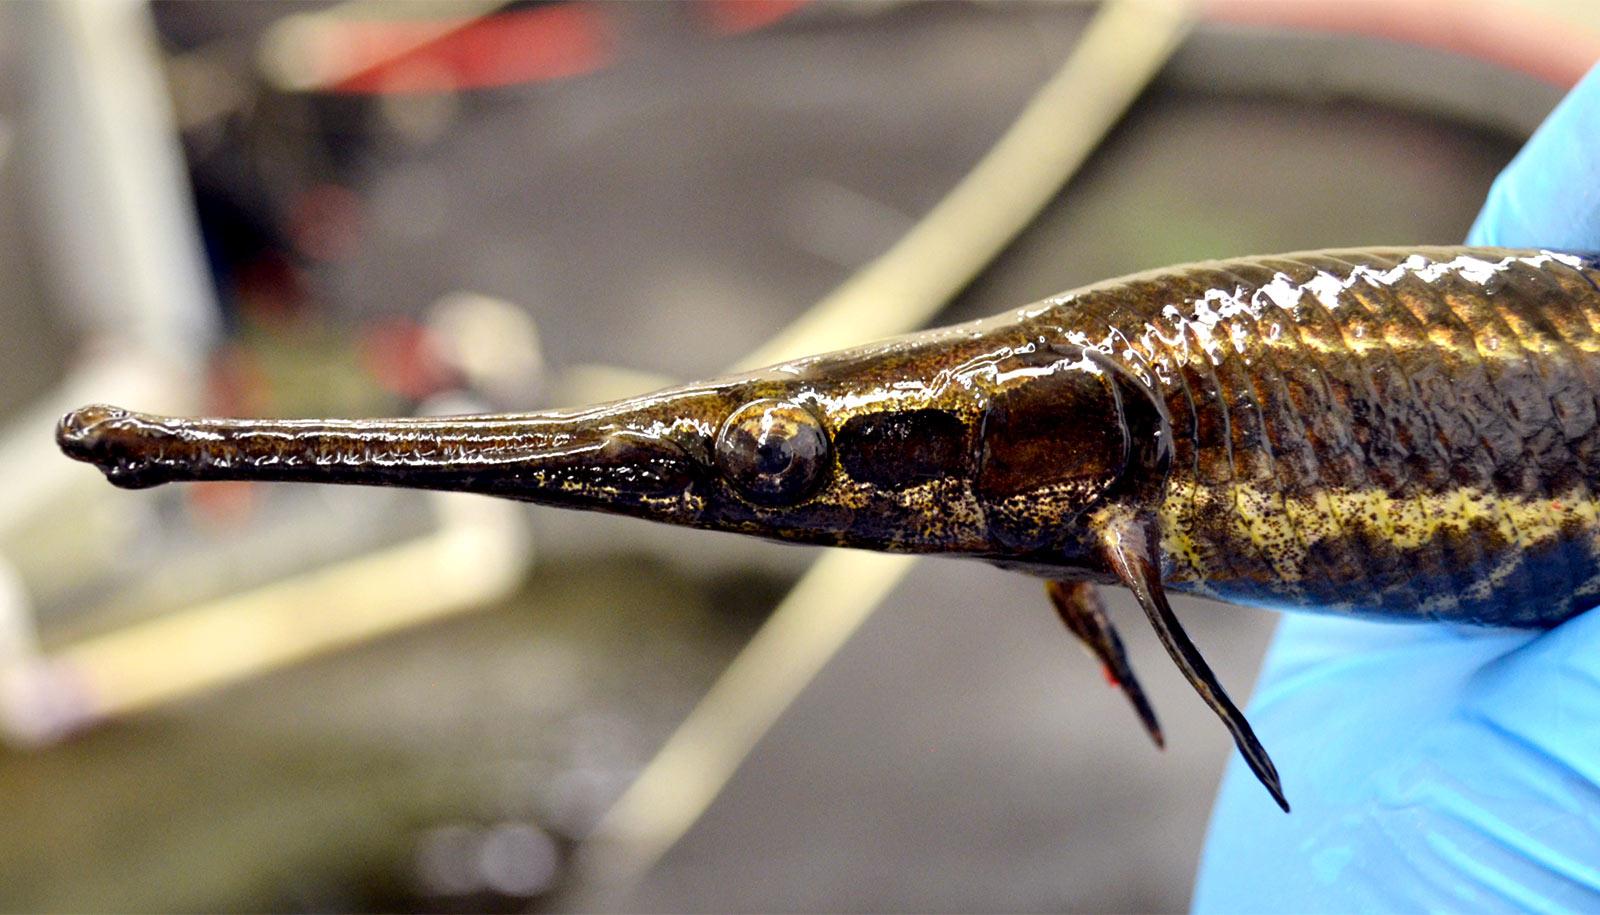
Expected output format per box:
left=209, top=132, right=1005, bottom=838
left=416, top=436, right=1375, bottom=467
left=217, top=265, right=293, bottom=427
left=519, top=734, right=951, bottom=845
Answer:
left=622, top=561, right=1276, bottom=913
left=0, top=556, right=774, bottom=912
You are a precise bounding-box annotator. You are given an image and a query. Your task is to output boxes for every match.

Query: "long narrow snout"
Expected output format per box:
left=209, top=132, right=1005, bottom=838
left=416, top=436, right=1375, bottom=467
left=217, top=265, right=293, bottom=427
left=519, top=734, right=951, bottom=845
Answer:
left=56, top=403, right=704, bottom=507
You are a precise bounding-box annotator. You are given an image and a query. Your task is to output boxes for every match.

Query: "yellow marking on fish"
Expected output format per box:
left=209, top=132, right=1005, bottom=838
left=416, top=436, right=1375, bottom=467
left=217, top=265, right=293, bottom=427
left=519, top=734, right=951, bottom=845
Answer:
left=1227, top=482, right=1305, bottom=589
left=1157, top=506, right=1209, bottom=586
left=1156, top=481, right=1598, bottom=587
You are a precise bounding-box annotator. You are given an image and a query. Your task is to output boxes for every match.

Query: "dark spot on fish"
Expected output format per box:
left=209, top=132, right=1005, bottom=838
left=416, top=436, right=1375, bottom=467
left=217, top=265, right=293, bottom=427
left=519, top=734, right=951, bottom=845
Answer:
left=837, top=409, right=967, bottom=491
left=976, top=358, right=1125, bottom=503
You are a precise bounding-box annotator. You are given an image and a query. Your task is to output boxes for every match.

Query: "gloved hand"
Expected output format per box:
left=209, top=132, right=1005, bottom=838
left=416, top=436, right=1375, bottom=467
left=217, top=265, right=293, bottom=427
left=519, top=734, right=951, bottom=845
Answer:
left=1193, top=63, right=1600, bottom=913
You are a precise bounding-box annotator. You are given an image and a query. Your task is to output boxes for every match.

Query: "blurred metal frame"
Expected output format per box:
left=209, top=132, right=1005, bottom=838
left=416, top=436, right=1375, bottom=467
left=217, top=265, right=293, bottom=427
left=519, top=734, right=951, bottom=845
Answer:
left=0, top=0, right=217, bottom=737
left=0, top=1, right=539, bottom=744
left=0, top=0, right=215, bottom=538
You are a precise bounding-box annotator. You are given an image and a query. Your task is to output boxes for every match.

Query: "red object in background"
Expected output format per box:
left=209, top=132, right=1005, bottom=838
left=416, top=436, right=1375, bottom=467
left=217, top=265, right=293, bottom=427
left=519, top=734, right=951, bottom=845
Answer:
left=358, top=316, right=459, bottom=402
left=697, top=0, right=811, bottom=36
left=234, top=250, right=307, bottom=326
left=288, top=184, right=363, bottom=263
left=330, top=4, right=615, bottom=94
left=205, top=343, right=274, bottom=420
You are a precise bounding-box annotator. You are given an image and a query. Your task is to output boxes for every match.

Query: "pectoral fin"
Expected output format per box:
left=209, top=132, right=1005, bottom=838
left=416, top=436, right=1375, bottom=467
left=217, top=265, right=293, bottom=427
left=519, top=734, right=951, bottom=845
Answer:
left=1097, top=508, right=1289, bottom=812
left=1045, top=580, right=1163, bottom=748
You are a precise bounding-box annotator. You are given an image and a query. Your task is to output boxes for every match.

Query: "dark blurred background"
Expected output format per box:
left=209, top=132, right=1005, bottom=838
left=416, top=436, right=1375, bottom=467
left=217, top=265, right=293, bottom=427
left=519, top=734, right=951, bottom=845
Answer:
left=0, top=1, right=1595, bottom=911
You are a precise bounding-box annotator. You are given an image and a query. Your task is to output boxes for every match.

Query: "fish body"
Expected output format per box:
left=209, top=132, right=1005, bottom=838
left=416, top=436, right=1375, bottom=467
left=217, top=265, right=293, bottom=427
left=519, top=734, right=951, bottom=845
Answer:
left=57, top=245, right=1600, bottom=808
left=1025, top=246, right=1600, bottom=627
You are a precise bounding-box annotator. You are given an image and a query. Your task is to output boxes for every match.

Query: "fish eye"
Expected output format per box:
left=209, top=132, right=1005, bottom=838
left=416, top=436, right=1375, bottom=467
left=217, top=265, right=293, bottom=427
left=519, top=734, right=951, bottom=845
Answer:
left=715, top=399, right=830, bottom=505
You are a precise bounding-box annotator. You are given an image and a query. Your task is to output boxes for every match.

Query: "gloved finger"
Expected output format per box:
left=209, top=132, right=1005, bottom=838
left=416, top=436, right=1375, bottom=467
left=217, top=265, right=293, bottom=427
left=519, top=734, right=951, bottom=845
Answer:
left=1468, top=61, right=1600, bottom=249
left=1193, top=613, right=1600, bottom=914
left=1461, top=604, right=1600, bottom=793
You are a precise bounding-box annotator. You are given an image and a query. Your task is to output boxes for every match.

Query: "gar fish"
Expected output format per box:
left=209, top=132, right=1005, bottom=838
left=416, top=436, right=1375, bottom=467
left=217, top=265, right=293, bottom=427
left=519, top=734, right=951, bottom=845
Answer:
left=57, top=246, right=1600, bottom=811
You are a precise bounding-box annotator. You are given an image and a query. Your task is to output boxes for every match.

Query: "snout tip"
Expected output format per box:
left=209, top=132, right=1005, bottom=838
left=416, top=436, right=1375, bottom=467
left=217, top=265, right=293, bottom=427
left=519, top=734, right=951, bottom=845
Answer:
left=56, top=404, right=128, bottom=458
left=56, top=404, right=173, bottom=488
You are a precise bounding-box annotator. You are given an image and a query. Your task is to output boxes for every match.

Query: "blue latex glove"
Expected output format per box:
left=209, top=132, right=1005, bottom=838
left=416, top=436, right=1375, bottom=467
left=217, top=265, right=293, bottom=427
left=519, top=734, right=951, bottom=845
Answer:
left=1193, top=64, right=1600, bottom=913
